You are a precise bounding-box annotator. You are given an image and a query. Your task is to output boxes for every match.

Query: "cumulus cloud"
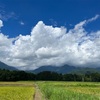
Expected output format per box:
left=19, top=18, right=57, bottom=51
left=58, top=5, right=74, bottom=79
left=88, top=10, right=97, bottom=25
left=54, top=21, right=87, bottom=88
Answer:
left=0, top=15, right=100, bottom=70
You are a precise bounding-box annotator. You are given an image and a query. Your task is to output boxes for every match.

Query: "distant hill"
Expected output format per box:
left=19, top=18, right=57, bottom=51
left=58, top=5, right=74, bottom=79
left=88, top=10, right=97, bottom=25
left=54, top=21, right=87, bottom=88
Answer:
left=30, top=65, right=100, bottom=74
left=0, top=61, right=18, bottom=70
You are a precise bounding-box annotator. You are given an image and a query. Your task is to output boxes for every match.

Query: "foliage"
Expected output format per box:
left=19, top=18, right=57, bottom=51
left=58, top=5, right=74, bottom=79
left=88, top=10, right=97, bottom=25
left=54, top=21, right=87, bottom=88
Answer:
left=0, top=69, right=36, bottom=81
left=36, top=71, right=100, bottom=82
left=0, top=69, right=100, bottom=82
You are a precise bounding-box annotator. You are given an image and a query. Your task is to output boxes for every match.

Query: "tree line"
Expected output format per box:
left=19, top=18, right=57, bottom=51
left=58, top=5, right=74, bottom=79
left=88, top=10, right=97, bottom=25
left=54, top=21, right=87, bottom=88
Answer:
left=0, top=69, right=100, bottom=82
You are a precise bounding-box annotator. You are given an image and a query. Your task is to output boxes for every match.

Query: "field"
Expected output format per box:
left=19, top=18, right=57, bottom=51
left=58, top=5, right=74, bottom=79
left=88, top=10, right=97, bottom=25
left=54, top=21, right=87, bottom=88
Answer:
left=0, top=81, right=100, bottom=100
left=0, top=81, right=35, bottom=100
left=37, top=81, right=100, bottom=100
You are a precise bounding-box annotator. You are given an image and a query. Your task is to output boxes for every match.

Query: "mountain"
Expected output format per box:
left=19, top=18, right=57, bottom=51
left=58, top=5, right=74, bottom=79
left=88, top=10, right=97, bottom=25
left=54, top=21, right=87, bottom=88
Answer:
left=30, top=65, right=76, bottom=74
left=0, top=61, right=18, bottom=70
left=1, top=60, right=99, bottom=74
left=31, top=65, right=100, bottom=74
left=71, top=67, right=100, bottom=74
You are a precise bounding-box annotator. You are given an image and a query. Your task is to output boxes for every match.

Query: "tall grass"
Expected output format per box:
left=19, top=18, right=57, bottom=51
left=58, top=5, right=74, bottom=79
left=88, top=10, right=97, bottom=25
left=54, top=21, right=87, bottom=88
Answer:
left=37, top=82, right=100, bottom=100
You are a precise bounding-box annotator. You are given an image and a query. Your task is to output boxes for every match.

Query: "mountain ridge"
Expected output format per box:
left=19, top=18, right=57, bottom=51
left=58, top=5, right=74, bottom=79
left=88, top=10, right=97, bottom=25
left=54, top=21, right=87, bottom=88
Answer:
left=29, top=65, right=100, bottom=74
left=0, top=61, right=18, bottom=70
left=0, top=61, right=100, bottom=74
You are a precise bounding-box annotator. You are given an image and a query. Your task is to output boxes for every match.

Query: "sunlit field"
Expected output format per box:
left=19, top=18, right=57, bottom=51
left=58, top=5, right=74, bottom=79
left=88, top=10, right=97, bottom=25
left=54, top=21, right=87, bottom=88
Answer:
left=0, top=81, right=35, bottom=100
left=37, top=81, right=100, bottom=100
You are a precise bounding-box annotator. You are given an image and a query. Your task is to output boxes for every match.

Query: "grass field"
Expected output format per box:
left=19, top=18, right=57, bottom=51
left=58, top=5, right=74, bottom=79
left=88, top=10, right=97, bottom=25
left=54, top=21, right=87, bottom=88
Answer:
left=0, top=81, right=35, bottom=100
left=37, top=81, right=100, bottom=100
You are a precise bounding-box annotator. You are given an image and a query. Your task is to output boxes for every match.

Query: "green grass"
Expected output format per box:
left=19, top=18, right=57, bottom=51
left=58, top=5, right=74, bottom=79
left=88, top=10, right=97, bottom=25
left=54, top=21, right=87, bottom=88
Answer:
left=0, top=81, right=35, bottom=100
left=37, top=81, right=100, bottom=100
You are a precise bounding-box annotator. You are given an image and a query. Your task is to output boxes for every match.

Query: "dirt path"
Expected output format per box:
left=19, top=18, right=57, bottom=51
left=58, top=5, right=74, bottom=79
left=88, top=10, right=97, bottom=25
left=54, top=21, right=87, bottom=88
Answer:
left=34, top=84, right=45, bottom=100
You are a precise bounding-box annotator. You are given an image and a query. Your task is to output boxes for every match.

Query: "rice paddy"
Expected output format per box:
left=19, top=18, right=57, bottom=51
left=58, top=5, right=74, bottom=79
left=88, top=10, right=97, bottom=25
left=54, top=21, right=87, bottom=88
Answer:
left=37, top=81, right=100, bottom=100
left=0, top=81, right=35, bottom=100
left=0, top=81, right=100, bottom=100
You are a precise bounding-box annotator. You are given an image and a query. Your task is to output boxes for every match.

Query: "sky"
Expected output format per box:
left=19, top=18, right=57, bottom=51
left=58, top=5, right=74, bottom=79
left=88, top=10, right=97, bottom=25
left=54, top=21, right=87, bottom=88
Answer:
left=0, top=0, right=100, bottom=70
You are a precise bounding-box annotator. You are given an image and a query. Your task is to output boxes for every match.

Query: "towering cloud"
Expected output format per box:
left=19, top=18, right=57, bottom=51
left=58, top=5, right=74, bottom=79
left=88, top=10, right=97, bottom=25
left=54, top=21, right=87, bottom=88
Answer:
left=0, top=15, right=100, bottom=70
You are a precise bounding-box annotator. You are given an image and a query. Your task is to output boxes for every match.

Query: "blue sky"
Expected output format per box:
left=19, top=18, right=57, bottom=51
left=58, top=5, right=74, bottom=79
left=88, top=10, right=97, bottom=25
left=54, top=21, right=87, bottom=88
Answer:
left=0, top=0, right=100, bottom=70
left=0, top=0, right=100, bottom=37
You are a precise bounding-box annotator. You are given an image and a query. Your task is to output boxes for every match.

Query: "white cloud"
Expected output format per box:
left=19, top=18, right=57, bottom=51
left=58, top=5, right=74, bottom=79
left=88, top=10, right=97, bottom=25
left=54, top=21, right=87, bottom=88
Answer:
left=0, top=5, right=16, bottom=21
left=0, top=15, right=100, bottom=70
left=87, top=14, right=100, bottom=22
left=0, top=20, right=3, bottom=28
left=0, top=11, right=16, bottom=21
left=0, top=33, right=13, bottom=63
left=19, top=21, right=25, bottom=25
